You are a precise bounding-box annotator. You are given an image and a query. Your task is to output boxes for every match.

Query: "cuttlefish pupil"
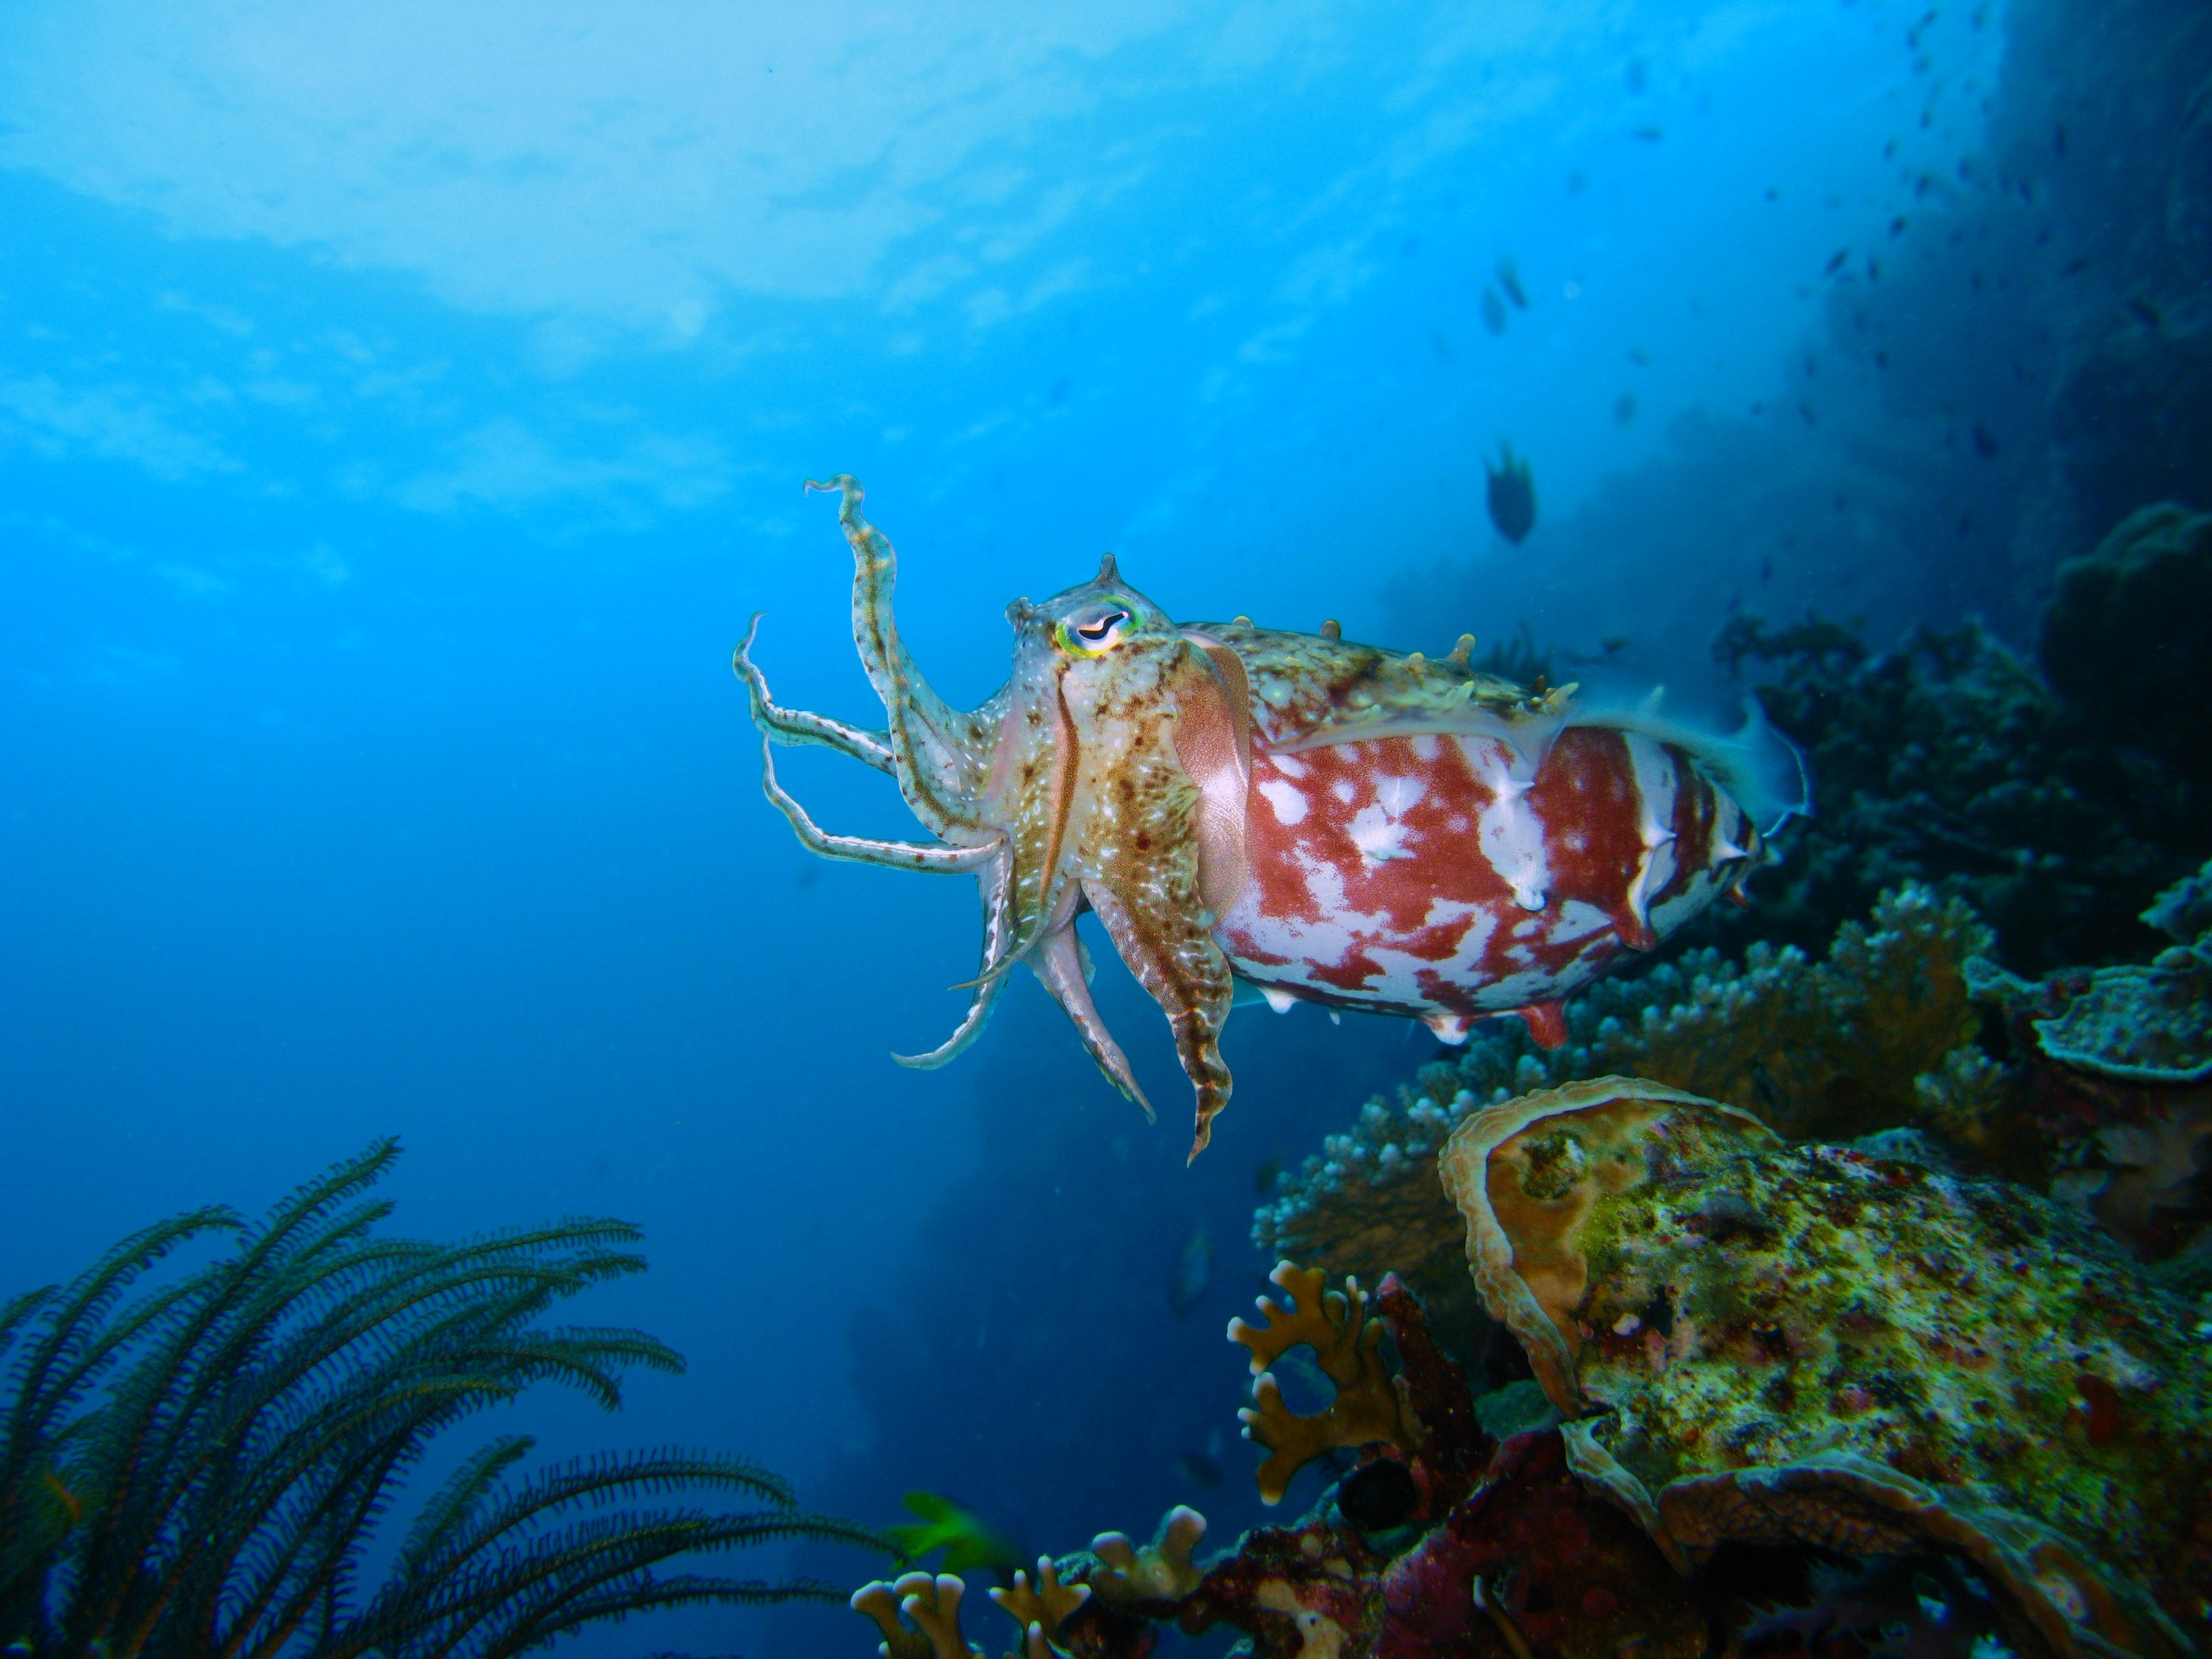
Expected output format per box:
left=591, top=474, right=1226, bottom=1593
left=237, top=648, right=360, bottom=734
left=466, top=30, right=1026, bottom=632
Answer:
left=735, top=474, right=1803, bottom=1161
left=1057, top=602, right=1134, bottom=656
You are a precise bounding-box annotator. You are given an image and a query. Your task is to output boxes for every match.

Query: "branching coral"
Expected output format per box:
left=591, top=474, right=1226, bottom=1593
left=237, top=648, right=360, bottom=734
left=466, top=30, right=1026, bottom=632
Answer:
left=851, top=1563, right=1096, bottom=1659
left=1258, top=886, right=1993, bottom=1334
left=1087, top=1506, right=1208, bottom=1604
left=848, top=1273, right=1734, bottom=1659
left=1228, top=1262, right=1417, bottom=1505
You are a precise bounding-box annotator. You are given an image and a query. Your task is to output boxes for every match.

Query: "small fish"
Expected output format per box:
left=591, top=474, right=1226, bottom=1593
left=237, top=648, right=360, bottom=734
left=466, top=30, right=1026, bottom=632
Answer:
left=1254, top=1152, right=1284, bottom=1196
left=1480, top=287, right=1509, bottom=335
left=2053, top=123, right=2067, bottom=158
left=1866, top=256, right=1882, bottom=281
left=1627, top=346, right=1651, bottom=366
left=1760, top=556, right=1773, bottom=583
left=1749, top=1058, right=1783, bottom=1117
left=1613, top=393, right=1638, bottom=425
left=1890, top=216, right=1908, bottom=236
left=1824, top=248, right=1851, bottom=276
left=1485, top=443, right=1538, bottom=544
left=1168, top=1225, right=1214, bottom=1315
left=2126, top=296, right=2163, bottom=329
left=2060, top=257, right=2089, bottom=276
left=794, top=864, right=822, bottom=890
left=1600, top=636, right=1628, bottom=655
left=1496, top=256, right=1528, bottom=310
left=886, top=1492, right=1024, bottom=1574
left=1632, top=125, right=1665, bottom=143
left=1970, top=423, right=1999, bottom=457
left=1175, top=1429, right=1226, bottom=1489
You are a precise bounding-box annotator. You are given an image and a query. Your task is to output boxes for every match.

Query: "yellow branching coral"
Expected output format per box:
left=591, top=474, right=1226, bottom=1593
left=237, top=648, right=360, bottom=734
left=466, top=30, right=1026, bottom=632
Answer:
left=1089, top=1505, right=1208, bottom=1603
left=855, top=1566, right=1090, bottom=1659
left=991, top=1557, right=1091, bottom=1647
left=1228, top=1260, right=1417, bottom=1504
left=853, top=1573, right=976, bottom=1659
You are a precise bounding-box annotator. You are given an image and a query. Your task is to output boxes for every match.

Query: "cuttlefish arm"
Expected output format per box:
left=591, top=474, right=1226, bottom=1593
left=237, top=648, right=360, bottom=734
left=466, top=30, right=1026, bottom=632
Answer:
left=807, top=474, right=998, bottom=838
left=734, top=613, right=894, bottom=774
left=1065, top=643, right=1249, bottom=1157
left=894, top=841, right=1016, bottom=1070
left=1029, top=911, right=1153, bottom=1119
left=757, top=738, right=1001, bottom=874
left=1084, top=877, right=1234, bottom=1161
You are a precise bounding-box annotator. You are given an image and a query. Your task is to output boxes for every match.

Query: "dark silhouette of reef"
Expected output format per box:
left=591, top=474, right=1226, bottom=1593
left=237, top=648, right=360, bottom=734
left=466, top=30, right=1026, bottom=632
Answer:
left=0, top=1138, right=886, bottom=1658
left=1715, top=504, right=2212, bottom=973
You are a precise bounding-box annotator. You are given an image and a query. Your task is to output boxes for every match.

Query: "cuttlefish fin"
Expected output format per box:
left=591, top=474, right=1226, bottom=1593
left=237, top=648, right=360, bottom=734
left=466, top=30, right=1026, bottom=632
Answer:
left=1083, top=879, right=1235, bottom=1160
left=1031, top=921, right=1153, bottom=1120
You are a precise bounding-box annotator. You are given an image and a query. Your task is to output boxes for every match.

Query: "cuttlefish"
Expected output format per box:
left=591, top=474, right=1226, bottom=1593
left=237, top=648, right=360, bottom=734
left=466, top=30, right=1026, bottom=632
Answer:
left=736, top=477, right=1803, bottom=1159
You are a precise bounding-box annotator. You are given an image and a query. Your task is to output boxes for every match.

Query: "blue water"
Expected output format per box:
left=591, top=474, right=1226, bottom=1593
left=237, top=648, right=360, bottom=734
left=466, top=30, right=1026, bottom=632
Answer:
left=2, top=0, right=2194, bottom=1652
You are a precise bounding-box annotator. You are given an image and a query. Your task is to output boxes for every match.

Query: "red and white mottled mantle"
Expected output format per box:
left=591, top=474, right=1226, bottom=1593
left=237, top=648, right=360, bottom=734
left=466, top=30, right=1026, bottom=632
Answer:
left=1214, top=725, right=1760, bottom=1047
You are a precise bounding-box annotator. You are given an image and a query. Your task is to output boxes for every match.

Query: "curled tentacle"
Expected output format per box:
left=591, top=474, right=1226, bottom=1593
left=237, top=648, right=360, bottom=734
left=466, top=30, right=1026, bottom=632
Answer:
left=734, top=612, right=894, bottom=773
left=894, top=844, right=1016, bottom=1069
left=759, top=738, right=1000, bottom=873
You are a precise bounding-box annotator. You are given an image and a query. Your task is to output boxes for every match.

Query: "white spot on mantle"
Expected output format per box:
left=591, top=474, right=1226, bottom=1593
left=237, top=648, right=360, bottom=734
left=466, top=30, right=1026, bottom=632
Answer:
left=1258, top=777, right=1308, bottom=825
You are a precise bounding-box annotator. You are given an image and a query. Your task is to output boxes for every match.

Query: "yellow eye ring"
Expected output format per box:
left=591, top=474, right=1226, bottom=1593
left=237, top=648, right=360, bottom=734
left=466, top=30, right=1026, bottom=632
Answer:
left=1057, top=606, right=1132, bottom=658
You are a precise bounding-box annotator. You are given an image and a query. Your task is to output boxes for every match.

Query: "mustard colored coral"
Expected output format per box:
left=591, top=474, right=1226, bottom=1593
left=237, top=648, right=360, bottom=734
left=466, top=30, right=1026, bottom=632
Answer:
left=1227, top=1260, right=1417, bottom=1505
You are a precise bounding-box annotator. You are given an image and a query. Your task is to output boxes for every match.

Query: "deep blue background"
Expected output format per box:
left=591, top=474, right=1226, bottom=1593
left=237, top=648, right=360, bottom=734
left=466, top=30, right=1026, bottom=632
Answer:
left=7, top=0, right=2203, bottom=1650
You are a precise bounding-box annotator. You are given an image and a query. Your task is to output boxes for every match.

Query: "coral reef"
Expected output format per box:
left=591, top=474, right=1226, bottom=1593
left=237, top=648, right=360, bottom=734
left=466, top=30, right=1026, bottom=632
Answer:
left=1438, top=1076, right=2211, bottom=1658
left=1256, top=886, right=1992, bottom=1346
left=1713, top=609, right=2208, bottom=973
left=849, top=1268, right=2085, bottom=1659
left=853, top=1271, right=1708, bottom=1659
left=1228, top=1262, right=1417, bottom=1505
left=2040, top=504, right=2212, bottom=785
left=0, top=1140, right=888, bottom=1657
left=1955, top=860, right=2212, bottom=1259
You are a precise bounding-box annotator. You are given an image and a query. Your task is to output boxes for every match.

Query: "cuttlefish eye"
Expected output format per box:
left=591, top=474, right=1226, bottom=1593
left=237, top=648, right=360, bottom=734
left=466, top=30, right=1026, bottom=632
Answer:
left=1056, top=602, right=1135, bottom=657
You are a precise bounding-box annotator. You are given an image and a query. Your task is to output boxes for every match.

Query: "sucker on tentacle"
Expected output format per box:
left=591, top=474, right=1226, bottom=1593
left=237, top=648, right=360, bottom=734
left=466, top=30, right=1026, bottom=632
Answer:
left=736, top=478, right=1806, bottom=1157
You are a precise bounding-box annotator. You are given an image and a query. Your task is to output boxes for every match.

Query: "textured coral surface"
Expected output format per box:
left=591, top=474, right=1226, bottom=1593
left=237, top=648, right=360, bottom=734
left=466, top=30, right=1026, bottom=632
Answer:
left=1447, top=1081, right=2212, bottom=1656
left=1258, top=887, right=1991, bottom=1341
